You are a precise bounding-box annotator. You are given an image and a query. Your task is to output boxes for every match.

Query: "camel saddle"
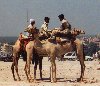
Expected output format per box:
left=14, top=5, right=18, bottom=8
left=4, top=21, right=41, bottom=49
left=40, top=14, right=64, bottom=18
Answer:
left=19, top=38, right=30, bottom=51
left=48, top=36, right=75, bottom=46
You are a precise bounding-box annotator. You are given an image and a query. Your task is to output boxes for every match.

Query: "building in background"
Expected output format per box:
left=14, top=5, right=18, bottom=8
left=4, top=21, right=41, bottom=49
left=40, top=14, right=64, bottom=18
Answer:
left=0, top=43, right=13, bottom=57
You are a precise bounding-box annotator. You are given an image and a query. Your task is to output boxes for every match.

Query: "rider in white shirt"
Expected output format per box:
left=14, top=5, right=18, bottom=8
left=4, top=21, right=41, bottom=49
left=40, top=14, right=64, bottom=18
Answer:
left=24, top=19, right=36, bottom=38
left=40, top=17, right=50, bottom=36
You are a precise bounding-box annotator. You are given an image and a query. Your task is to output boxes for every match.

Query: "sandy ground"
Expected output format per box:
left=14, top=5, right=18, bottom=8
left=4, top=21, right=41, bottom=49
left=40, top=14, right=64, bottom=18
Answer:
left=0, top=58, right=100, bottom=86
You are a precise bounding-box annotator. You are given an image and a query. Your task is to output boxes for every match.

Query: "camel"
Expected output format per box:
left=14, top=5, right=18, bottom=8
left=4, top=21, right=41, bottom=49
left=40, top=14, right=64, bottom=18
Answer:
left=24, top=38, right=85, bottom=82
left=11, top=28, right=43, bottom=81
left=11, top=39, right=21, bottom=81
left=11, top=27, right=85, bottom=83
left=23, top=27, right=85, bottom=82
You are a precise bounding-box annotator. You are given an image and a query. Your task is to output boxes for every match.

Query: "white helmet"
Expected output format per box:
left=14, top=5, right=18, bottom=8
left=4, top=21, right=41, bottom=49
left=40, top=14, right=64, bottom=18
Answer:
left=30, top=19, right=35, bottom=24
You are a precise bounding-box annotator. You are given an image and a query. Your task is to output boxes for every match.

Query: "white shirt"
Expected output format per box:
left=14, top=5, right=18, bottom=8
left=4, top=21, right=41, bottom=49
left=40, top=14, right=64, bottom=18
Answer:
left=61, top=19, right=67, bottom=24
left=25, top=24, right=35, bottom=36
left=28, top=24, right=35, bottom=29
left=41, top=22, right=48, bottom=31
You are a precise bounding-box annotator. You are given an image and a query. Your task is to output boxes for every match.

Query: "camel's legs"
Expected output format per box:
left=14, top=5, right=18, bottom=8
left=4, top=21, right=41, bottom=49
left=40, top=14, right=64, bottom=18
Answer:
left=34, top=64, right=37, bottom=80
left=27, top=56, right=32, bottom=82
left=78, top=58, right=85, bottom=81
left=33, top=50, right=43, bottom=80
left=78, top=48, right=85, bottom=82
left=11, top=55, right=21, bottom=81
left=40, top=69, right=42, bottom=80
left=38, top=57, right=43, bottom=80
left=32, top=54, right=38, bottom=81
left=11, top=55, right=17, bottom=81
left=33, top=58, right=43, bottom=81
left=77, top=53, right=85, bottom=82
left=24, top=62, right=29, bottom=80
left=11, top=62, right=16, bottom=81
left=34, top=68, right=36, bottom=80
left=15, top=57, right=21, bottom=81
left=50, top=56, right=56, bottom=83
left=75, top=39, right=85, bottom=82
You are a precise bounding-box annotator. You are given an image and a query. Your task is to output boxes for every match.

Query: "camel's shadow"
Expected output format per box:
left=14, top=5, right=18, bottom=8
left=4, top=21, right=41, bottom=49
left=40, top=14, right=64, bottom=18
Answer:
left=37, top=77, right=77, bottom=83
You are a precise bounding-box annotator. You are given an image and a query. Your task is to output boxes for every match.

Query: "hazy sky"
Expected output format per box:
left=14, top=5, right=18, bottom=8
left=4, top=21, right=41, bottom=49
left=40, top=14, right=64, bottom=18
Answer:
left=0, top=0, right=100, bottom=36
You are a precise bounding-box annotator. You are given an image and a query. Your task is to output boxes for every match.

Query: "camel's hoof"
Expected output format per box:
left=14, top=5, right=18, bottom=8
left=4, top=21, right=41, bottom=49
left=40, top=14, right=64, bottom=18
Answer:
left=28, top=80, right=30, bottom=83
left=28, top=79, right=31, bottom=83
left=28, top=80, right=33, bottom=83
left=40, top=77, right=43, bottom=81
left=77, top=78, right=82, bottom=82
left=14, top=78, right=17, bottom=81
left=28, top=76, right=33, bottom=83
left=18, top=78, right=21, bottom=81
left=33, top=79, right=37, bottom=83
left=51, top=80, right=57, bottom=83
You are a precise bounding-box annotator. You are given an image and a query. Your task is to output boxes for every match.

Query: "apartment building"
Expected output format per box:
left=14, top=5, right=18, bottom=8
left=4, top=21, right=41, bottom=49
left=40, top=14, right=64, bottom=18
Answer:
left=0, top=43, right=13, bottom=57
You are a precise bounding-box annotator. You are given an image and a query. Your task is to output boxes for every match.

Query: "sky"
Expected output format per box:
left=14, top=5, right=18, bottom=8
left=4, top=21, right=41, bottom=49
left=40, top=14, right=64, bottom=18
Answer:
left=0, top=0, right=100, bottom=36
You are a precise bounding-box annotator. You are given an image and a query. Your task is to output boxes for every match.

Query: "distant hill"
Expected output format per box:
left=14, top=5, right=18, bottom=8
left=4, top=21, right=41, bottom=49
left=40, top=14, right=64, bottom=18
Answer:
left=0, top=36, right=17, bottom=44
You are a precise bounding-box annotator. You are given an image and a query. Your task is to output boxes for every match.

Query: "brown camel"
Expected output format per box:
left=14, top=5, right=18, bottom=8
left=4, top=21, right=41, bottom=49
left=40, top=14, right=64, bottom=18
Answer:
left=24, top=37, right=85, bottom=82
left=24, top=27, right=85, bottom=82
left=11, top=39, right=21, bottom=81
left=11, top=27, right=85, bottom=83
left=11, top=28, right=43, bottom=81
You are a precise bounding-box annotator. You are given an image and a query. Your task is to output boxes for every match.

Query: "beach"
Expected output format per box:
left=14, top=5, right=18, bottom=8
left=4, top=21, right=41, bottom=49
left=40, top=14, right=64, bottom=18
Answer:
left=0, top=58, right=100, bottom=86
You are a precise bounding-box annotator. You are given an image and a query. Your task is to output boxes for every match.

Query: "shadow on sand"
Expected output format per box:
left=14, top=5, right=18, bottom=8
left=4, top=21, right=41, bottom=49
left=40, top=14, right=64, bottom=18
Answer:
left=36, top=77, right=77, bottom=83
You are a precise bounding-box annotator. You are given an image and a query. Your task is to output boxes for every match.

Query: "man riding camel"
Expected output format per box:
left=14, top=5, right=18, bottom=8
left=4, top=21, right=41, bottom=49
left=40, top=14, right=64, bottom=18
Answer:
left=19, top=19, right=36, bottom=40
left=19, top=19, right=37, bottom=50
left=40, top=17, right=50, bottom=37
left=58, top=14, right=71, bottom=33
left=57, top=14, right=83, bottom=51
left=52, top=14, right=72, bottom=42
left=24, top=19, right=36, bottom=38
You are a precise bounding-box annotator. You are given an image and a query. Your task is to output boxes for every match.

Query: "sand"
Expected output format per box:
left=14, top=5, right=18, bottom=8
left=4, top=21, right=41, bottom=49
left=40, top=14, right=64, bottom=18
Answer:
left=0, top=58, right=100, bottom=86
